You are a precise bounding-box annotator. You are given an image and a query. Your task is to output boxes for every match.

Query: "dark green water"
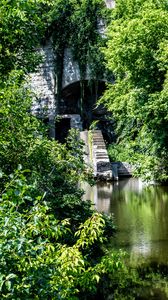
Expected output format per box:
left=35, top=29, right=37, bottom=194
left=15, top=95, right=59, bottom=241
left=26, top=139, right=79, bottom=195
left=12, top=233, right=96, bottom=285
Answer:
left=83, top=178, right=168, bottom=264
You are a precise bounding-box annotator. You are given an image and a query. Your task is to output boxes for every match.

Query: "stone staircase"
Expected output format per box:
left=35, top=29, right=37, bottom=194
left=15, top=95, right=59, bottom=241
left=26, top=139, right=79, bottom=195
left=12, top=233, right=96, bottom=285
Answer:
left=80, top=130, right=112, bottom=180
left=80, top=130, right=133, bottom=181
left=91, top=130, right=112, bottom=180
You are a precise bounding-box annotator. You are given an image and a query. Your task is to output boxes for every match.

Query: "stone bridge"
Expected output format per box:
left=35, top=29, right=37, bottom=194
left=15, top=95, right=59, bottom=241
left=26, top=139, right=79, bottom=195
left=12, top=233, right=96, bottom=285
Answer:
left=29, top=0, right=115, bottom=138
left=28, top=42, right=105, bottom=137
left=28, top=1, right=132, bottom=180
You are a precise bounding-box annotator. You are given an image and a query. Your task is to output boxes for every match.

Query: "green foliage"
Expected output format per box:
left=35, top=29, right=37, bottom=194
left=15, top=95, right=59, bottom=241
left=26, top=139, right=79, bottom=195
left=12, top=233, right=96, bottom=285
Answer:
left=0, top=62, right=117, bottom=298
left=108, top=143, right=134, bottom=162
left=2, top=1, right=166, bottom=298
left=69, top=0, right=106, bottom=78
left=2, top=170, right=168, bottom=298
left=89, top=120, right=99, bottom=130
left=112, top=0, right=168, bottom=20
left=0, top=173, right=122, bottom=299
left=0, top=71, right=41, bottom=172
left=49, top=0, right=107, bottom=97
left=0, top=0, right=53, bottom=76
left=0, top=69, right=96, bottom=240
left=101, top=0, right=168, bottom=182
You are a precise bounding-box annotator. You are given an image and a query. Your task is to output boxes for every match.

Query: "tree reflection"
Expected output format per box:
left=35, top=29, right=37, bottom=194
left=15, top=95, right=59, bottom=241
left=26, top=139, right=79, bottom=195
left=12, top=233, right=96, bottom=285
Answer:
left=83, top=179, right=168, bottom=264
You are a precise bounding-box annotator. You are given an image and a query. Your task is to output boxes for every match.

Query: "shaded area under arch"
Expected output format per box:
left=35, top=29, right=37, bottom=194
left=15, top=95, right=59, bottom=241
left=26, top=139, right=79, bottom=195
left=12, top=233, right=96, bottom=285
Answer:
left=55, top=79, right=115, bottom=143
left=60, top=80, right=107, bottom=129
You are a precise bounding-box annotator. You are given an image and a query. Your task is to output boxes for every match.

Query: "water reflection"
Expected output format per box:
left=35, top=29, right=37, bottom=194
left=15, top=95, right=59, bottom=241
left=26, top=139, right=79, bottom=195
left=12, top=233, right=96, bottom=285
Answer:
left=83, top=178, right=168, bottom=264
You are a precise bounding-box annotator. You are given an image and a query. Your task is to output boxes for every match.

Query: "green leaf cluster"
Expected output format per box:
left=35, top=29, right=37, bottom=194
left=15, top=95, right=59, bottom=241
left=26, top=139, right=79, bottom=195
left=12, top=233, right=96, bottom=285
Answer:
left=0, top=0, right=54, bottom=76
left=0, top=173, right=123, bottom=299
left=49, top=0, right=107, bottom=82
left=101, top=0, right=168, bottom=182
left=0, top=71, right=41, bottom=172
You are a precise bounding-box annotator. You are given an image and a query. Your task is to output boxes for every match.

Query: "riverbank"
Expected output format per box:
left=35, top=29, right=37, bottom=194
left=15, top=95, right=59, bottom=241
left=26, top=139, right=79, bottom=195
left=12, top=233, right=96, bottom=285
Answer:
left=83, top=178, right=168, bottom=299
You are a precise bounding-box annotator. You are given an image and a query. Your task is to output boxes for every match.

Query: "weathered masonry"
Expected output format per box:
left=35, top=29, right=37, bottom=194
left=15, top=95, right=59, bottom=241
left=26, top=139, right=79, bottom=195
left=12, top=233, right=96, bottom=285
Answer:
left=29, top=0, right=115, bottom=139
left=29, top=0, right=117, bottom=179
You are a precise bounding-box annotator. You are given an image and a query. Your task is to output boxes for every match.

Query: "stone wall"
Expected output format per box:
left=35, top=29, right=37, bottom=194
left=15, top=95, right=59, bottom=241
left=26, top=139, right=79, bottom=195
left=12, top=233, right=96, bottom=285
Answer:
left=29, top=40, right=55, bottom=118
left=29, top=44, right=85, bottom=118
left=28, top=1, right=115, bottom=137
left=62, top=48, right=81, bottom=89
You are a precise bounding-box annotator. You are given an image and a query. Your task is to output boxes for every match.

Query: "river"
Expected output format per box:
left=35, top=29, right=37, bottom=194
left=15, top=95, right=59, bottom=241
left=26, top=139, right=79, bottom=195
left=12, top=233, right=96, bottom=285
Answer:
left=83, top=178, right=168, bottom=265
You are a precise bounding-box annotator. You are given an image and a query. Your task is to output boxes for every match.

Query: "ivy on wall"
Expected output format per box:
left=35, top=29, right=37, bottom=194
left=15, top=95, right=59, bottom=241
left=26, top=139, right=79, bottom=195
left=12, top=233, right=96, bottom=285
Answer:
left=48, top=0, right=109, bottom=113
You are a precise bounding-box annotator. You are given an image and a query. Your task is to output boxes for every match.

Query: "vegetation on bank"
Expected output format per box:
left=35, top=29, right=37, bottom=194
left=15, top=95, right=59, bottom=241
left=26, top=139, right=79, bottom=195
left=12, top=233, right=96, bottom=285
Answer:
left=100, top=0, right=168, bottom=182
left=1, top=0, right=168, bottom=299
left=0, top=67, right=117, bottom=299
left=0, top=1, right=121, bottom=299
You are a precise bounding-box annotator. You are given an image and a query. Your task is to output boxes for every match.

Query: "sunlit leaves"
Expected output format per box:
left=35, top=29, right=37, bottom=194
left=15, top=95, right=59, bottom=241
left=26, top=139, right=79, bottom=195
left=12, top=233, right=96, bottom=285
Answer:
left=50, top=0, right=106, bottom=78
left=0, top=71, right=41, bottom=172
left=101, top=0, right=168, bottom=181
left=75, top=212, right=106, bottom=248
left=0, top=173, right=120, bottom=299
left=0, top=0, right=53, bottom=75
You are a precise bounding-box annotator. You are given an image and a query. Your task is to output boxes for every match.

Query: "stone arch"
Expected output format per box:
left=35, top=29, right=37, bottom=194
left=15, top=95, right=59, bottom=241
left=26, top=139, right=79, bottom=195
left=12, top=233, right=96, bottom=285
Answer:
left=59, top=79, right=107, bottom=130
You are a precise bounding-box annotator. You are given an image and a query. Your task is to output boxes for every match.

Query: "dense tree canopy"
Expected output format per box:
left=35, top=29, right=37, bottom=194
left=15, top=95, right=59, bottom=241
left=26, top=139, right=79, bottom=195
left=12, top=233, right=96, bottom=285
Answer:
left=0, top=0, right=54, bottom=76
left=101, top=0, right=168, bottom=181
left=49, top=0, right=106, bottom=76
